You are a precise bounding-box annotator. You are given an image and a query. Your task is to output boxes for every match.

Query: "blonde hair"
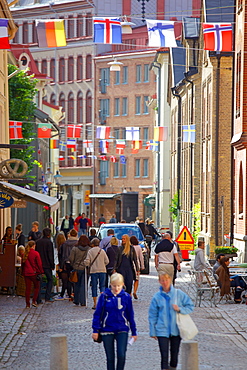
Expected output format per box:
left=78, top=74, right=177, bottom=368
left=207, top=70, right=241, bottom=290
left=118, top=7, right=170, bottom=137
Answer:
left=110, top=237, right=118, bottom=246
left=17, top=245, right=25, bottom=256
left=158, top=273, right=172, bottom=280
left=122, top=234, right=131, bottom=256
left=110, top=273, right=124, bottom=285
left=32, top=221, right=39, bottom=227
left=23, top=241, right=35, bottom=262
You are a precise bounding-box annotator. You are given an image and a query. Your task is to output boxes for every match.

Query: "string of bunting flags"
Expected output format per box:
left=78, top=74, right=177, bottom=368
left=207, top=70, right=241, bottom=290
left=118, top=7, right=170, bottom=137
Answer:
left=1, top=16, right=232, bottom=52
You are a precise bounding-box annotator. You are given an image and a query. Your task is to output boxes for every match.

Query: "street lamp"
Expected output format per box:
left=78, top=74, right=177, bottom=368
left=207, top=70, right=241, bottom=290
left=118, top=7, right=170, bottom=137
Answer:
left=107, top=58, right=123, bottom=72
left=54, top=171, right=63, bottom=232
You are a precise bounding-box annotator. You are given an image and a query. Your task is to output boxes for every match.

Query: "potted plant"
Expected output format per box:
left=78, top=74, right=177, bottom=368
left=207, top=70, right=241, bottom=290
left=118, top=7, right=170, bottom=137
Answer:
left=214, top=246, right=238, bottom=258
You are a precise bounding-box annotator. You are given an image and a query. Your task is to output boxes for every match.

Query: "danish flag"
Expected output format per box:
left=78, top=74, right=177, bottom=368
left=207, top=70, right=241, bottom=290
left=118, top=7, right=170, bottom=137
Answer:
left=202, top=23, right=232, bottom=52
left=67, top=125, right=81, bottom=138
left=9, top=121, right=23, bottom=139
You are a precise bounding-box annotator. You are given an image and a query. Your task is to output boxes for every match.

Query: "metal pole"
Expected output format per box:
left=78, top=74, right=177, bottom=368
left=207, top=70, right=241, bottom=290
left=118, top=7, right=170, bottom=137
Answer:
left=215, top=54, right=221, bottom=247
left=221, top=196, right=224, bottom=246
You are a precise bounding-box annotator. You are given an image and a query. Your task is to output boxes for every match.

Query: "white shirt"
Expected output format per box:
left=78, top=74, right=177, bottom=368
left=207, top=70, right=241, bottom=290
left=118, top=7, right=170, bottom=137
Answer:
left=157, top=245, right=177, bottom=264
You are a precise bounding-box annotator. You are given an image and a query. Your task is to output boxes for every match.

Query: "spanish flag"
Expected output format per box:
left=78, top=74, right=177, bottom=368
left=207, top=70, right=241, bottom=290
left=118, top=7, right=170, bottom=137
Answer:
left=36, top=20, right=66, bottom=48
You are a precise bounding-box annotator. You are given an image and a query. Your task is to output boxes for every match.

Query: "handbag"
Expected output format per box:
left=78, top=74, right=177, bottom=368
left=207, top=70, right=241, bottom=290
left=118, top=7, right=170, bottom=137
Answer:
left=69, top=270, right=78, bottom=283
left=175, top=289, right=198, bottom=341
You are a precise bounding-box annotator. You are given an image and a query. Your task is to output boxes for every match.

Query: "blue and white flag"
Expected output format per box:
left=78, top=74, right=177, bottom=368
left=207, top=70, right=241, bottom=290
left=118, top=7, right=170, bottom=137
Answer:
left=146, top=19, right=177, bottom=48
left=146, top=140, right=159, bottom=151
left=93, top=17, right=122, bottom=44
left=120, top=155, right=126, bottom=164
left=59, top=141, right=66, bottom=151
left=126, top=127, right=139, bottom=141
left=182, top=125, right=195, bottom=143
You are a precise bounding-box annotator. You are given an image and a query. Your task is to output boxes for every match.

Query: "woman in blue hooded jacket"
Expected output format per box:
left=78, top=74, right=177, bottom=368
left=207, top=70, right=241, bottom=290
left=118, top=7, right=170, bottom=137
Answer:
left=92, top=273, right=137, bottom=370
left=149, top=273, right=194, bottom=370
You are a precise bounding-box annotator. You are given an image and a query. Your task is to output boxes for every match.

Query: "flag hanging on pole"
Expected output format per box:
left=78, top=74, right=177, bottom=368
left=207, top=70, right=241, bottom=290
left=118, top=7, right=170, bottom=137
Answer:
left=120, top=155, right=126, bottom=164
left=67, top=125, right=81, bottom=138
left=50, top=139, right=59, bottom=149
left=37, top=123, right=52, bottom=138
left=182, top=125, right=196, bottom=143
left=96, top=126, right=111, bottom=139
left=99, top=140, right=109, bottom=154
left=116, top=139, right=126, bottom=155
left=36, top=19, right=66, bottom=48
left=132, top=140, right=142, bottom=150
left=93, top=17, right=122, bottom=44
left=59, top=141, right=66, bottom=151
left=100, top=155, right=107, bottom=161
left=110, top=155, right=117, bottom=163
left=146, top=19, right=177, bottom=48
left=0, top=19, right=10, bottom=49
left=67, top=139, right=77, bottom=149
left=202, top=23, right=232, bottom=51
left=83, top=140, right=93, bottom=149
left=154, top=127, right=168, bottom=141
left=146, top=140, right=159, bottom=151
left=9, top=121, right=23, bottom=139
left=126, top=127, right=140, bottom=141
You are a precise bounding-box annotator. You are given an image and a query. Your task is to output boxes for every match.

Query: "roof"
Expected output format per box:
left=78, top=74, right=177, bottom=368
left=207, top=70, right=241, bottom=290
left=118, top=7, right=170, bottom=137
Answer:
left=204, top=0, right=235, bottom=23
left=171, top=40, right=186, bottom=87
left=183, top=17, right=200, bottom=39
left=0, top=181, right=60, bottom=212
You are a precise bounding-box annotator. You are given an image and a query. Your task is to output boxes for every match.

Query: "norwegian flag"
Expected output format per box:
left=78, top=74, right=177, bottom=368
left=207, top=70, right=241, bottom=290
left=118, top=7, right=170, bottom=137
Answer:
left=9, top=121, right=23, bottom=139
left=100, top=155, right=107, bottom=161
left=67, top=125, right=81, bottom=138
left=110, top=155, right=117, bottom=163
left=96, top=126, right=111, bottom=139
left=116, top=140, right=125, bottom=155
left=83, top=140, right=93, bottom=148
left=126, top=127, right=140, bottom=141
left=67, top=139, right=77, bottom=149
left=93, top=17, right=122, bottom=44
left=99, top=140, right=109, bottom=154
left=202, top=23, right=232, bottom=52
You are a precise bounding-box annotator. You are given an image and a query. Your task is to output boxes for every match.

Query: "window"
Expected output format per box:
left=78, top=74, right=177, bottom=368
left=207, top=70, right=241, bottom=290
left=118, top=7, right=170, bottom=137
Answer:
left=135, top=96, right=141, bottom=115
left=136, top=64, right=141, bottom=82
left=121, top=161, right=127, bottom=177
left=114, top=71, right=120, bottom=84
left=143, top=96, right=149, bottom=114
left=86, top=55, right=92, bottom=79
left=236, top=51, right=241, bottom=117
left=59, top=57, right=65, bottom=82
left=68, top=56, right=74, bottom=81
left=121, top=127, right=126, bottom=140
left=50, top=58, right=55, bottom=81
left=100, top=99, right=110, bottom=123
left=68, top=15, right=74, bottom=39
left=50, top=93, right=56, bottom=106
left=122, top=97, right=128, bottom=116
left=86, top=90, right=92, bottom=123
left=77, top=55, right=83, bottom=80
left=77, top=14, right=83, bottom=37
left=123, top=66, right=128, bottom=84
left=100, top=160, right=109, bottom=185
left=135, top=159, right=140, bottom=177
left=41, top=60, right=47, bottom=75
left=143, top=159, right=149, bottom=177
left=77, top=91, right=83, bottom=123
left=32, top=21, right=37, bottom=43
left=100, top=68, right=110, bottom=93
left=114, top=128, right=120, bottom=139
left=114, top=162, right=119, bottom=177
left=144, top=64, right=149, bottom=82
left=59, top=93, right=65, bottom=124
left=23, top=22, right=28, bottom=43
left=86, top=13, right=92, bottom=36
left=239, top=162, right=243, bottom=214
left=143, top=127, right=149, bottom=145
left=68, top=92, right=74, bottom=124
left=114, top=98, right=120, bottom=116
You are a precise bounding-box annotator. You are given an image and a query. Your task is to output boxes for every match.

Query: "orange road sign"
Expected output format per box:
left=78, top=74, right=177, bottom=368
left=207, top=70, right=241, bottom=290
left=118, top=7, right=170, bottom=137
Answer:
left=176, top=226, right=194, bottom=251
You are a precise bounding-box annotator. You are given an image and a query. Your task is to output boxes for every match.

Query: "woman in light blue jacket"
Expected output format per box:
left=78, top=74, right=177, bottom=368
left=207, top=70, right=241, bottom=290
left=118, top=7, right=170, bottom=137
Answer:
left=149, top=273, right=194, bottom=370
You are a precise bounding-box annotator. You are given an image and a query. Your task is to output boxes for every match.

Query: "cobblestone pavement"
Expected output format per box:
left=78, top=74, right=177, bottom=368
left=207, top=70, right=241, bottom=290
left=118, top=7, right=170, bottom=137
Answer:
left=1, top=259, right=247, bottom=370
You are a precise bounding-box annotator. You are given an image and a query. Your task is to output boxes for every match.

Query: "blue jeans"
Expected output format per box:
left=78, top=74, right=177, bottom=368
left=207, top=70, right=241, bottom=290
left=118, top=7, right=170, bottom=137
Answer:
left=157, top=336, right=181, bottom=370
left=90, top=272, right=106, bottom=297
left=78, top=228, right=87, bottom=237
left=74, top=269, right=86, bottom=305
left=102, top=332, right=128, bottom=370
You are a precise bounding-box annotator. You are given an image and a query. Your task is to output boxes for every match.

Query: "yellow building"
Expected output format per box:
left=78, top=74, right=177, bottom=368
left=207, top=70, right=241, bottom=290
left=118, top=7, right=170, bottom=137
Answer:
left=0, top=0, right=18, bottom=237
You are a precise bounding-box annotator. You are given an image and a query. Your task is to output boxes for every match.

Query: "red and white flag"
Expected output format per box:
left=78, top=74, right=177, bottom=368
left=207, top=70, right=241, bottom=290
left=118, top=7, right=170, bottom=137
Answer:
left=100, top=155, right=107, bottom=161
left=110, top=155, right=117, bottom=163
left=83, top=140, right=93, bottom=148
left=96, top=126, right=111, bottom=139
left=116, top=140, right=125, bottom=155
left=99, top=140, right=109, bottom=154
left=202, top=23, right=232, bottom=52
left=9, top=121, right=23, bottom=139
left=154, top=126, right=168, bottom=141
left=67, top=139, right=77, bottom=149
left=67, top=125, right=81, bottom=138
left=0, top=19, right=10, bottom=49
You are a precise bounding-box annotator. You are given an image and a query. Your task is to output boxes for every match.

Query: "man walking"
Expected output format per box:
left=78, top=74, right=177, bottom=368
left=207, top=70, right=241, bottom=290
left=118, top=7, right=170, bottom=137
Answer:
left=36, top=228, right=55, bottom=303
left=77, top=213, right=88, bottom=237
left=194, top=240, right=211, bottom=271
left=99, top=229, right=116, bottom=250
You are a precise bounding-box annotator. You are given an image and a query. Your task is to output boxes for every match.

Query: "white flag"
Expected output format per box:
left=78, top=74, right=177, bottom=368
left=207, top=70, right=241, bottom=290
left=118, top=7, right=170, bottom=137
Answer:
left=146, top=19, right=177, bottom=48
left=126, top=127, right=140, bottom=141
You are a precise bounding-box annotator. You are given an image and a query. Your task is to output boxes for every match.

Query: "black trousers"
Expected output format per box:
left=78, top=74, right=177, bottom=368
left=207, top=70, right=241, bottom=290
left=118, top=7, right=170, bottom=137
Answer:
left=157, top=336, right=181, bottom=370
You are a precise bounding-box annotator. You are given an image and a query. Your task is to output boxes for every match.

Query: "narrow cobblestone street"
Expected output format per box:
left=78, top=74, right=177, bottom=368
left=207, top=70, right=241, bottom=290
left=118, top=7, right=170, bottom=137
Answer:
left=1, top=259, right=247, bottom=369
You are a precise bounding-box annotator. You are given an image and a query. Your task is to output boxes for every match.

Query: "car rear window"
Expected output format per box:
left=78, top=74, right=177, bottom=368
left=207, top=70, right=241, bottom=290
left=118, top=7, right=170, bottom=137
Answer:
left=99, top=225, right=144, bottom=241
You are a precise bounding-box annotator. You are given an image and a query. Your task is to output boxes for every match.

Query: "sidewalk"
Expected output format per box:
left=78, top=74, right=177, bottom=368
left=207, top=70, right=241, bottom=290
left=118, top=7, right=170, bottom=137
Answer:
left=0, top=260, right=247, bottom=369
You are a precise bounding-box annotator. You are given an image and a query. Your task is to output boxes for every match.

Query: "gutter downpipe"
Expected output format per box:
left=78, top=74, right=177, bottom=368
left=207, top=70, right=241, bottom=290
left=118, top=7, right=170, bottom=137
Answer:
left=215, top=53, right=221, bottom=247
left=184, top=73, right=194, bottom=232
left=151, top=62, right=161, bottom=228
left=172, top=87, right=182, bottom=234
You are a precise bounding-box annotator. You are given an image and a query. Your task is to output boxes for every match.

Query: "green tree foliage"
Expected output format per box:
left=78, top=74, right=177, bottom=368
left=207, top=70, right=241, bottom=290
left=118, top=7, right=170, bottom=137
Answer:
left=169, top=192, right=179, bottom=221
left=8, top=64, right=38, bottom=178
left=192, top=200, right=201, bottom=245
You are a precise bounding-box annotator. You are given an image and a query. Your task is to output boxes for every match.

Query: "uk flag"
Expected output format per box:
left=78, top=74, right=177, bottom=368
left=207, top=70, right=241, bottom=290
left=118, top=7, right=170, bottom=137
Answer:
left=202, top=23, right=232, bottom=52
left=93, top=17, right=122, bottom=44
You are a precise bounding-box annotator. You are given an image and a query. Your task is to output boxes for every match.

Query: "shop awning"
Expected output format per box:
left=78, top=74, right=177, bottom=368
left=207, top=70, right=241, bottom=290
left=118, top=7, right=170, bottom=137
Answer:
left=0, top=181, right=60, bottom=212
left=89, top=193, right=120, bottom=199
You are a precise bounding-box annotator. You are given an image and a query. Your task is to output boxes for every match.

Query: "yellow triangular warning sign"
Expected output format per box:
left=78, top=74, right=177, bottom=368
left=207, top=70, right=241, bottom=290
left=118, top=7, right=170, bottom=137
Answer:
left=176, top=226, right=194, bottom=244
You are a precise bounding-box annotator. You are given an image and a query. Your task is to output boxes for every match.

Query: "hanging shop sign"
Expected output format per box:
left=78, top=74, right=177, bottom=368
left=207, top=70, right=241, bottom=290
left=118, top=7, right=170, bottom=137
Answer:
left=0, top=192, right=14, bottom=208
